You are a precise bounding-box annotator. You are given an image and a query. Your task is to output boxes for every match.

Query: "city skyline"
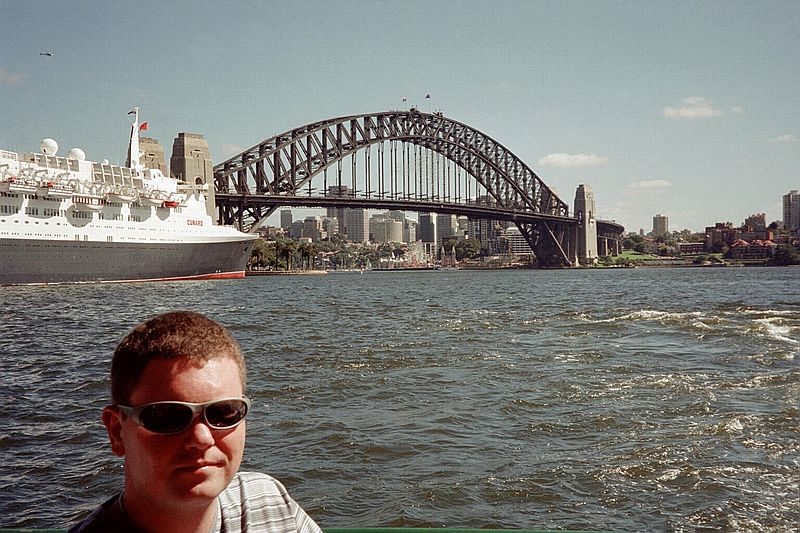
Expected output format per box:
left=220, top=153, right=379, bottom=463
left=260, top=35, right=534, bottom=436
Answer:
left=1, top=1, right=798, bottom=233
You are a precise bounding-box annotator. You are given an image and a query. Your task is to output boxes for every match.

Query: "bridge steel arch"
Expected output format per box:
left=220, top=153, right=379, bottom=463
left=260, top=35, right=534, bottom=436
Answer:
left=214, top=111, right=605, bottom=266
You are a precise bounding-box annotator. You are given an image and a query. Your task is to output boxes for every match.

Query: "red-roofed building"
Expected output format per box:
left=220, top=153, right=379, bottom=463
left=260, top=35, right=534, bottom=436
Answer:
left=728, top=239, right=776, bottom=260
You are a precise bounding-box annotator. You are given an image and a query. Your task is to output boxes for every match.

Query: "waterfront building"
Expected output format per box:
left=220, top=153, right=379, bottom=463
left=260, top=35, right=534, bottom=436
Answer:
left=504, top=227, right=533, bottom=257
left=677, top=242, right=705, bottom=255
left=652, top=214, right=669, bottom=236
left=280, top=209, right=293, bottom=230
left=784, top=190, right=800, bottom=230
left=705, top=222, right=736, bottom=251
left=406, top=241, right=430, bottom=265
left=728, top=239, right=776, bottom=260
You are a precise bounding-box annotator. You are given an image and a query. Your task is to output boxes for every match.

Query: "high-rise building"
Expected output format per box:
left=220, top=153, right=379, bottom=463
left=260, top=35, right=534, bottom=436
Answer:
left=371, top=218, right=404, bottom=243
left=467, top=195, right=506, bottom=254
left=327, top=185, right=349, bottom=234
left=280, top=209, right=293, bottom=230
left=652, top=214, right=669, bottom=236
left=418, top=213, right=436, bottom=243
left=403, top=219, right=417, bottom=244
left=344, top=208, right=370, bottom=243
left=303, top=216, right=323, bottom=241
left=170, top=133, right=214, bottom=217
left=322, top=216, right=339, bottom=237
left=743, top=213, right=766, bottom=231
left=784, top=190, right=800, bottom=230
left=289, top=220, right=305, bottom=239
left=436, top=213, right=457, bottom=253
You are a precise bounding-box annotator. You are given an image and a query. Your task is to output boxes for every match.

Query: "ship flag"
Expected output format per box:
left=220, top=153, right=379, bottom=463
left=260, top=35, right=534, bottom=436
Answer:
left=139, top=122, right=149, bottom=131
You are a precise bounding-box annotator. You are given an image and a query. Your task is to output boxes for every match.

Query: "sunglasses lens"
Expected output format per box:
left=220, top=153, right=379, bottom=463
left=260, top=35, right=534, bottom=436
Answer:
left=138, top=403, right=194, bottom=434
left=205, top=399, right=249, bottom=429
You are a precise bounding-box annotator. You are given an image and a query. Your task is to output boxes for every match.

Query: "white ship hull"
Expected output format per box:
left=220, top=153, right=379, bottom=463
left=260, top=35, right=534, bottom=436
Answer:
left=0, top=110, right=257, bottom=285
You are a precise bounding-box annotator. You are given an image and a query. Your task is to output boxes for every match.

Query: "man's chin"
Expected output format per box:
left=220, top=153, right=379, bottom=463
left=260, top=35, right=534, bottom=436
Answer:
left=171, top=468, right=230, bottom=501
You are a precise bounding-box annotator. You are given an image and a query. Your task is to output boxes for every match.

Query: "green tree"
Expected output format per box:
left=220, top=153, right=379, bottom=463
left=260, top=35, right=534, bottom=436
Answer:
left=273, top=238, right=296, bottom=270
left=249, top=239, right=269, bottom=269
left=455, top=237, right=481, bottom=260
left=768, top=244, right=800, bottom=266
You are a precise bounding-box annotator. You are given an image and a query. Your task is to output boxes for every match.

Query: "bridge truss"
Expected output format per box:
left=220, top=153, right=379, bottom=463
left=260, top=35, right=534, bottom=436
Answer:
left=213, top=110, right=615, bottom=266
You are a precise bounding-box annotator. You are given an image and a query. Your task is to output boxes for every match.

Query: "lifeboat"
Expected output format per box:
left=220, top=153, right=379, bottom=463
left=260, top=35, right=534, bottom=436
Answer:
left=106, top=188, right=137, bottom=203
left=43, top=181, right=75, bottom=198
left=138, top=190, right=166, bottom=207
left=73, top=194, right=105, bottom=212
left=8, top=176, right=37, bottom=194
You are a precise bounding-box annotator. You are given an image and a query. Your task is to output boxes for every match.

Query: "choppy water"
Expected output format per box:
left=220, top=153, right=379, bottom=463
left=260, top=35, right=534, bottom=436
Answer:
left=1, top=267, right=798, bottom=532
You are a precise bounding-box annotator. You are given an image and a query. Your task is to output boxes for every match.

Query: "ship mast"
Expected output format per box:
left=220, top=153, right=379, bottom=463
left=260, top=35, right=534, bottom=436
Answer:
left=125, top=107, right=142, bottom=171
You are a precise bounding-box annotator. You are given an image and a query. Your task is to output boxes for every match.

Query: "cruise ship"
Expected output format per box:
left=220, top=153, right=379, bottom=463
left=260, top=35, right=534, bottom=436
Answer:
left=0, top=109, right=257, bottom=285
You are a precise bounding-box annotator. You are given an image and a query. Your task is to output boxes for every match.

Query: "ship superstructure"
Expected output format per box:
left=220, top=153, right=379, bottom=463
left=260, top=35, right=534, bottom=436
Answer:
left=0, top=108, right=256, bottom=284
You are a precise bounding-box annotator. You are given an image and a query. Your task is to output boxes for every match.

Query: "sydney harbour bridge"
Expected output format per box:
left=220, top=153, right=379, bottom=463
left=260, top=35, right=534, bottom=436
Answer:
left=212, top=109, right=624, bottom=267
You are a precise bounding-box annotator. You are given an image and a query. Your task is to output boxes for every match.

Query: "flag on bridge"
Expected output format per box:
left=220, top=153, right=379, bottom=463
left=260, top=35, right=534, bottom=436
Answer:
left=139, top=122, right=148, bottom=131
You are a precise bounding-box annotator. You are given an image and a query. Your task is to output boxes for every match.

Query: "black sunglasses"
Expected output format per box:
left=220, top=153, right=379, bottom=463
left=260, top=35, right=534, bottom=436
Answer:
left=117, top=398, right=251, bottom=434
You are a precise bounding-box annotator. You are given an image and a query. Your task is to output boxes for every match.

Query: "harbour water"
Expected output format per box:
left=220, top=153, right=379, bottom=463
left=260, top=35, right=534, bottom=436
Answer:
left=1, top=267, right=798, bottom=532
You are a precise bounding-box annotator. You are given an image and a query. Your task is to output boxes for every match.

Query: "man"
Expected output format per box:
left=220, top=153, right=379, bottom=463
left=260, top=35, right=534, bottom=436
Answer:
left=70, top=310, right=323, bottom=533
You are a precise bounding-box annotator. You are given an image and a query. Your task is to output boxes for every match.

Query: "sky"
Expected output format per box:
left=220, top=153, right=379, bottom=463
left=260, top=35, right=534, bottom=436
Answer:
left=1, top=0, right=798, bottom=233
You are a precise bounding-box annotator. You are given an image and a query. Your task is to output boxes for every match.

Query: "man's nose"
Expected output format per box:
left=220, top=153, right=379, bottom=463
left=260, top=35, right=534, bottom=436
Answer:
left=185, top=417, right=215, bottom=448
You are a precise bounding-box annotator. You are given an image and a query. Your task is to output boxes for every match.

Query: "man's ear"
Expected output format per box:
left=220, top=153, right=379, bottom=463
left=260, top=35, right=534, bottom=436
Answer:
left=103, top=406, right=126, bottom=457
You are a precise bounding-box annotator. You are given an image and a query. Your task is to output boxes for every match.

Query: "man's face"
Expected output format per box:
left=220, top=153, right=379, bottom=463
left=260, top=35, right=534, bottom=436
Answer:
left=104, top=356, right=246, bottom=510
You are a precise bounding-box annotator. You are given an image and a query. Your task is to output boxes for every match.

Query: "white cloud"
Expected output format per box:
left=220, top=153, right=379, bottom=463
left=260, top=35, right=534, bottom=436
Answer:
left=0, top=67, right=24, bottom=85
left=770, top=134, right=797, bottom=144
left=663, top=96, right=723, bottom=118
left=537, top=153, right=610, bottom=168
left=629, top=179, right=671, bottom=190
left=222, top=143, right=246, bottom=158
left=730, top=106, right=744, bottom=114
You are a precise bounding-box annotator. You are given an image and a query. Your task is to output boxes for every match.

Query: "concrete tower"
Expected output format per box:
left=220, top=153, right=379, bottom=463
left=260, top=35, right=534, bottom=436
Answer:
left=574, top=184, right=598, bottom=264
left=139, top=137, right=167, bottom=173
left=170, top=133, right=214, bottom=217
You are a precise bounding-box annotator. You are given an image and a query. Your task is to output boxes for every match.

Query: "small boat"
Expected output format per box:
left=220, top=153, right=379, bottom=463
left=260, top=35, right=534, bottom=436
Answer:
left=163, top=199, right=180, bottom=208
left=138, top=191, right=166, bottom=206
left=42, top=181, right=75, bottom=198
left=73, top=194, right=105, bottom=212
left=106, top=188, right=137, bottom=203
left=8, top=177, right=37, bottom=194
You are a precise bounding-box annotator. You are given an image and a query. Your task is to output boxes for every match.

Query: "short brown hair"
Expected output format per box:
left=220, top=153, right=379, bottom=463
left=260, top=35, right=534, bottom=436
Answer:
left=111, top=311, right=246, bottom=404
